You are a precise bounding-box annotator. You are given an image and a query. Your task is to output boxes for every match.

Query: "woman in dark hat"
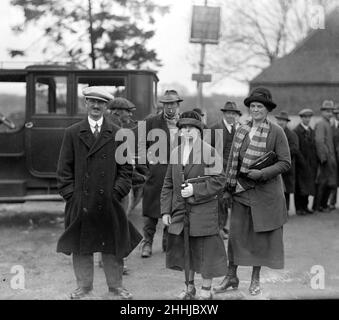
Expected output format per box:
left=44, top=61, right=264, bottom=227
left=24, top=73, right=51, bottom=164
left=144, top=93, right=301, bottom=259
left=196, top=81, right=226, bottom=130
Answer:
left=213, top=88, right=291, bottom=296
left=161, top=111, right=227, bottom=300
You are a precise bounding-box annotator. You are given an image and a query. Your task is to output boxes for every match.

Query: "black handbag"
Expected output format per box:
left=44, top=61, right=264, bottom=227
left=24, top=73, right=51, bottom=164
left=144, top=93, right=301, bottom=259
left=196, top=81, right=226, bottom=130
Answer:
left=249, top=151, right=277, bottom=170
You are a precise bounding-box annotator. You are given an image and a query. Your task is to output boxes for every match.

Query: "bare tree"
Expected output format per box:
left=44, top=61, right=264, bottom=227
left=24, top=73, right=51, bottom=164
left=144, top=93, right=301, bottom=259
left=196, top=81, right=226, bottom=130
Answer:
left=208, top=0, right=337, bottom=83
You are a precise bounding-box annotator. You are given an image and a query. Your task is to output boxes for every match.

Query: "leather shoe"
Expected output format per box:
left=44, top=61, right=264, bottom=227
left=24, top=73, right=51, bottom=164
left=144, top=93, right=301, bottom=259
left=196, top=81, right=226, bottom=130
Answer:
left=109, top=287, right=133, bottom=300
left=70, top=287, right=92, bottom=300
left=141, top=241, right=152, bottom=258
left=177, top=286, right=196, bottom=300
left=249, top=279, right=261, bottom=296
left=213, top=275, right=239, bottom=293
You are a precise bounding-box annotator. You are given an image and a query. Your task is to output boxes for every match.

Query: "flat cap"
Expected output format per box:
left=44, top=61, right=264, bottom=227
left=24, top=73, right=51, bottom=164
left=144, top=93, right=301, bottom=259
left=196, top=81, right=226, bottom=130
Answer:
left=321, top=100, right=334, bottom=111
left=107, top=97, right=136, bottom=111
left=83, top=86, right=114, bottom=102
left=298, top=108, right=314, bottom=117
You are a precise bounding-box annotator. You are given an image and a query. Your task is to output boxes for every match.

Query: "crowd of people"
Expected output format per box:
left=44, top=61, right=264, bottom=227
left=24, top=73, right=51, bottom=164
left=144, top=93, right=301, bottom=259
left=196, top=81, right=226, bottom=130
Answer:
left=56, top=85, right=338, bottom=300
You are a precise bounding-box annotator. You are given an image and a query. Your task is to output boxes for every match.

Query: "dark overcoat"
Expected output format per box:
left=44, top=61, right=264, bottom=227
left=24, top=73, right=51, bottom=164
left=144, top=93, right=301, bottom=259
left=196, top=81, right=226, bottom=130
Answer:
left=138, top=112, right=178, bottom=219
left=281, top=127, right=299, bottom=194
left=56, top=117, right=142, bottom=257
left=160, top=139, right=226, bottom=236
left=294, top=124, right=318, bottom=196
left=314, top=117, right=337, bottom=187
left=229, top=122, right=291, bottom=232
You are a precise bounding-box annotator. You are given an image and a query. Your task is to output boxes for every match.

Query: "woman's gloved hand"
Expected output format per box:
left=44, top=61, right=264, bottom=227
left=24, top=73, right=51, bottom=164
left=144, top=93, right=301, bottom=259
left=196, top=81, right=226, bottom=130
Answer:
left=181, top=183, right=193, bottom=198
left=162, top=214, right=172, bottom=226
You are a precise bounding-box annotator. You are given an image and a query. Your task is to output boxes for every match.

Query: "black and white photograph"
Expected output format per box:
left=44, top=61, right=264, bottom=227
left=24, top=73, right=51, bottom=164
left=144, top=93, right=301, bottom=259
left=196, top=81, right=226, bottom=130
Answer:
left=0, top=0, right=339, bottom=305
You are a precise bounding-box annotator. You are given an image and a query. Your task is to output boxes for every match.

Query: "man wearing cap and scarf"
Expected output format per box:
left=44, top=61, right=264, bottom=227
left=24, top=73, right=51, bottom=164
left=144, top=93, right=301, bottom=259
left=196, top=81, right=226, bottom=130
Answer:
left=138, top=89, right=183, bottom=258
left=56, top=86, right=142, bottom=299
left=275, top=111, right=300, bottom=213
left=293, top=109, right=318, bottom=215
left=210, top=101, right=242, bottom=239
left=313, top=100, right=337, bottom=212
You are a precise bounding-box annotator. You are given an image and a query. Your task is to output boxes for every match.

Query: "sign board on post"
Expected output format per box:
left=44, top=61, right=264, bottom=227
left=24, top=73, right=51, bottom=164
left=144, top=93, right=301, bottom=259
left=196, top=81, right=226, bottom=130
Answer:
left=192, top=73, right=212, bottom=83
left=190, top=5, right=221, bottom=44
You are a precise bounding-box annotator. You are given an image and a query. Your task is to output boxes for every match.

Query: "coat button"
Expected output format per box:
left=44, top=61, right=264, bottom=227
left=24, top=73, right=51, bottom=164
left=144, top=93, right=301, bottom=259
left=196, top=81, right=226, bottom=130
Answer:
left=102, top=242, right=105, bottom=246
left=102, top=154, right=107, bottom=159
left=101, top=172, right=105, bottom=177
left=85, top=173, right=90, bottom=178
left=83, top=207, right=88, bottom=213
left=99, top=189, right=104, bottom=195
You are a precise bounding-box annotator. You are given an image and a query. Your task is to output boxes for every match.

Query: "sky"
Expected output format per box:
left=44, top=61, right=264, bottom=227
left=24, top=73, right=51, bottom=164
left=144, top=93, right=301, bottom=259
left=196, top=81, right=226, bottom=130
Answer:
left=0, top=0, right=248, bottom=96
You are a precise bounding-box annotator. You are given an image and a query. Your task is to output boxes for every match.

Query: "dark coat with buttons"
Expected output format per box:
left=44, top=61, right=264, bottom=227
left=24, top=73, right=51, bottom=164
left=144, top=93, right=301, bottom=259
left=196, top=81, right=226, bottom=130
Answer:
left=56, top=117, right=142, bottom=257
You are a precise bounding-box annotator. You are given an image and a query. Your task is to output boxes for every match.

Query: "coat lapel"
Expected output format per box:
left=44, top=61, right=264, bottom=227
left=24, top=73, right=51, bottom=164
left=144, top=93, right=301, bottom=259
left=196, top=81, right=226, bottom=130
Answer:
left=78, top=119, right=93, bottom=149
left=87, top=117, right=114, bottom=157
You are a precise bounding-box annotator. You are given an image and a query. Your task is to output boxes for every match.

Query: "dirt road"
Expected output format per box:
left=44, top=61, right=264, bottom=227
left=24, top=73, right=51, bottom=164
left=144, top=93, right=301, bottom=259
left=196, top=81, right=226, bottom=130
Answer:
left=0, top=202, right=338, bottom=300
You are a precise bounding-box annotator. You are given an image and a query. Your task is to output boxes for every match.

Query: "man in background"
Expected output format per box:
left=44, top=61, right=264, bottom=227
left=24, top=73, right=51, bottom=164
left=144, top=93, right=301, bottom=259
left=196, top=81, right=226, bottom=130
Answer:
left=211, top=101, right=241, bottom=239
left=138, top=90, right=183, bottom=258
left=328, top=104, right=339, bottom=209
left=294, top=109, right=318, bottom=215
left=313, top=100, right=337, bottom=212
left=275, top=111, right=299, bottom=213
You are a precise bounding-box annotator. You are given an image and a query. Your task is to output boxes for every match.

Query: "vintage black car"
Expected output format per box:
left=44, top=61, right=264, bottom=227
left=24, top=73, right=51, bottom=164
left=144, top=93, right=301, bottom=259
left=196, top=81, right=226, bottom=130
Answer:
left=0, top=64, right=158, bottom=202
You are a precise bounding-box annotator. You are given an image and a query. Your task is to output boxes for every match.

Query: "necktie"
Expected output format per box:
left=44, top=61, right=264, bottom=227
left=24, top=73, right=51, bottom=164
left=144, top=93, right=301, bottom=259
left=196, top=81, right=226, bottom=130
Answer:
left=93, top=123, right=99, bottom=138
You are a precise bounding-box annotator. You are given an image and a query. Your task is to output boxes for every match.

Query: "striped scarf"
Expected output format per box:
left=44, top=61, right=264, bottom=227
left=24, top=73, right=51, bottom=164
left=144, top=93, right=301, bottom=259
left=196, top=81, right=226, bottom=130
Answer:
left=226, top=119, right=270, bottom=189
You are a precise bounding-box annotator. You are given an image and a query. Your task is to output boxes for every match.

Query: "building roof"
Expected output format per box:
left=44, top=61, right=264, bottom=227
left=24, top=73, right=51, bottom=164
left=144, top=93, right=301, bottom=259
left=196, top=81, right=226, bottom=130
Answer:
left=252, top=8, right=339, bottom=84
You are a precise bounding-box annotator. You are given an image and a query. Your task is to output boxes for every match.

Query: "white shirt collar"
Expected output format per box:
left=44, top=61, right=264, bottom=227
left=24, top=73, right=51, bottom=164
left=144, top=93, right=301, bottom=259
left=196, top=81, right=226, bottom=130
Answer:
left=223, top=119, right=233, bottom=133
left=300, top=122, right=310, bottom=131
left=88, top=116, right=103, bottom=128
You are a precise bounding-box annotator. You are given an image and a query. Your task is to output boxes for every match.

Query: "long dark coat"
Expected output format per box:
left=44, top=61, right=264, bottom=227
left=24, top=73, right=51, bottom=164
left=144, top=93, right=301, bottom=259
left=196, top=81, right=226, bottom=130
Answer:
left=228, top=122, right=291, bottom=232
left=138, top=112, right=178, bottom=219
left=56, top=118, right=142, bottom=257
left=282, top=127, right=299, bottom=194
left=294, top=124, right=318, bottom=196
left=314, top=117, right=337, bottom=187
left=160, top=139, right=226, bottom=236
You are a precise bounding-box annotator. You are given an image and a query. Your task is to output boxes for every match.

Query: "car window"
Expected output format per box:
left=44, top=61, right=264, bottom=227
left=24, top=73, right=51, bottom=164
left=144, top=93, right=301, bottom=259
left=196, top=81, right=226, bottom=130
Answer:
left=35, top=76, right=67, bottom=114
left=0, top=81, right=26, bottom=132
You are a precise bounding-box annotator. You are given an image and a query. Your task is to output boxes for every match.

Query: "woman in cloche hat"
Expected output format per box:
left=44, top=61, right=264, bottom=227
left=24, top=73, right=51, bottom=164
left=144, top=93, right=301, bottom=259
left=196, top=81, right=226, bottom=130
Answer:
left=161, top=111, right=227, bottom=300
left=213, top=87, right=291, bottom=296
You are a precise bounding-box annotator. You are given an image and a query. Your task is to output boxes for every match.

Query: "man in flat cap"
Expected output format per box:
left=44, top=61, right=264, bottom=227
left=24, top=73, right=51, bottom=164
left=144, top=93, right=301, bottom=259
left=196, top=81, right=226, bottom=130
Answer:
left=210, top=101, right=242, bottom=239
left=275, top=111, right=300, bottom=213
left=313, top=100, right=337, bottom=212
left=107, top=97, right=137, bottom=129
left=293, top=109, right=318, bottom=215
left=138, top=89, right=183, bottom=258
left=56, top=86, right=142, bottom=299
